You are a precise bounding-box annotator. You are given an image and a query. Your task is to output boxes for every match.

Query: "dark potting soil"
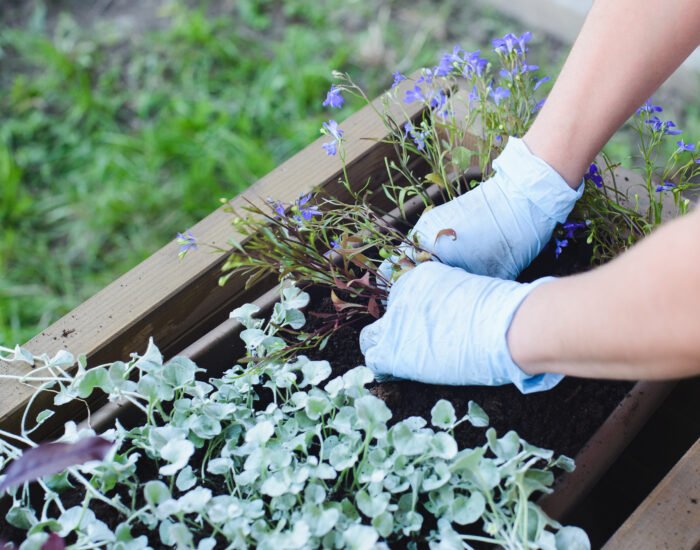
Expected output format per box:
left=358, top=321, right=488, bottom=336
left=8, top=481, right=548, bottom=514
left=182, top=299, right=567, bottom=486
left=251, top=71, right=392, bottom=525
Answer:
left=308, top=236, right=633, bottom=459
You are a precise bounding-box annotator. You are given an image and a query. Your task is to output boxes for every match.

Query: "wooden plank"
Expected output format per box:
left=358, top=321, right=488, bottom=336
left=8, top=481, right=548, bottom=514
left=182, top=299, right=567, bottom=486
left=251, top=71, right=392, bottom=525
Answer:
left=603, top=437, right=700, bottom=549
left=0, top=76, right=429, bottom=434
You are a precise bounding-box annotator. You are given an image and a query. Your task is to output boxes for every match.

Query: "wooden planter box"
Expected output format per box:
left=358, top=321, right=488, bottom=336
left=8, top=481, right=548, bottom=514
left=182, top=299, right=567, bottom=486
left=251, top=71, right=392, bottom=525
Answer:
left=1, top=79, right=695, bottom=544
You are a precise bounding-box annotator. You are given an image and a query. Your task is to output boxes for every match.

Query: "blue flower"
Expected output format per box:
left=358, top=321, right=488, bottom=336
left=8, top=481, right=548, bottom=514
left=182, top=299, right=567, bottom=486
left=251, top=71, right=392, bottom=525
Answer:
left=534, top=76, right=551, bottom=90
left=295, top=193, right=321, bottom=220
left=637, top=100, right=663, bottom=115
left=468, top=84, right=479, bottom=107
left=645, top=116, right=682, bottom=135
left=391, top=71, right=407, bottom=88
left=489, top=86, right=511, bottom=106
left=656, top=180, right=676, bottom=192
left=562, top=220, right=587, bottom=239
left=404, top=122, right=428, bottom=151
left=555, top=238, right=568, bottom=259
left=417, top=68, right=437, bottom=85
left=430, top=90, right=447, bottom=110
left=330, top=239, right=340, bottom=249
left=435, top=46, right=464, bottom=76
left=493, top=32, right=531, bottom=56
left=404, top=85, right=425, bottom=104
left=322, top=85, right=344, bottom=109
left=586, top=163, right=604, bottom=188
left=532, top=98, right=545, bottom=114
left=676, top=140, right=696, bottom=153
left=176, top=231, right=198, bottom=256
left=321, top=119, right=344, bottom=156
left=463, top=51, right=488, bottom=77
left=273, top=201, right=286, bottom=217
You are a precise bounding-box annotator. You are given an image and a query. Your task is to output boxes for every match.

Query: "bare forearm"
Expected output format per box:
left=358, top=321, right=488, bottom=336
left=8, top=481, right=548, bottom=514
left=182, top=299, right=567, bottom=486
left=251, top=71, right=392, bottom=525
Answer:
left=509, top=209, right=700, bottom=380
left=524, top=0, right=700, bottom=187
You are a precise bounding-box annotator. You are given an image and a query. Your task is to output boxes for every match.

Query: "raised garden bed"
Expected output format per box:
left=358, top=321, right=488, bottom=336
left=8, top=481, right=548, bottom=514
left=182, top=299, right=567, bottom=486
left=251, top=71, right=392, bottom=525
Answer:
left=2, top=39, right=698, bottom=548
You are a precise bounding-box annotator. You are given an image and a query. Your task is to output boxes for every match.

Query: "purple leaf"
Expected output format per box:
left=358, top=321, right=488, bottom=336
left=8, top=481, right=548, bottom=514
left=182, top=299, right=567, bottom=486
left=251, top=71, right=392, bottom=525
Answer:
left=0, top=436, right=112, bottom=493
left=41, top=534, right=66, bottom=550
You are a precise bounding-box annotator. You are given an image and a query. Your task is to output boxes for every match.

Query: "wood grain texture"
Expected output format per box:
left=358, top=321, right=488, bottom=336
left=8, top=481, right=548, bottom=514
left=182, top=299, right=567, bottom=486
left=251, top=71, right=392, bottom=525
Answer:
left=603, top=437, right=700, bottom=550
left=0, top=76, right=428, bottom=433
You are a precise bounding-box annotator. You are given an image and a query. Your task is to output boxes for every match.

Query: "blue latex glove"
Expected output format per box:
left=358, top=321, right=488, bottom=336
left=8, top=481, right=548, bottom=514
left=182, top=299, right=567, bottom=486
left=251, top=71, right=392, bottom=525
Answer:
left=360, top=261, right=562, bottom=393
left=385, top=137, right=584, bottom=281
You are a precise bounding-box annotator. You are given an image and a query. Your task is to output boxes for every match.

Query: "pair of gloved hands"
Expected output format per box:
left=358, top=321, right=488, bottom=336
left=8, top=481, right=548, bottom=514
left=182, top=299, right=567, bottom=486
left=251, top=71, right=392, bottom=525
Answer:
left=359, top=138, right=584, bottom=394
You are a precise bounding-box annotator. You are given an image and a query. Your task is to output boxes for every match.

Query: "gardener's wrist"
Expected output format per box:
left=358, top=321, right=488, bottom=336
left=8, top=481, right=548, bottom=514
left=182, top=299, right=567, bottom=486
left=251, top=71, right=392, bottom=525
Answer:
left=522, top=128, right=588, bottom=191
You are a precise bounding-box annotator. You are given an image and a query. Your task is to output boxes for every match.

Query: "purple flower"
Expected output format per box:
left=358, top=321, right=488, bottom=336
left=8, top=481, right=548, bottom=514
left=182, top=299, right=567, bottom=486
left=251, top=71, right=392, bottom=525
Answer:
left=645, top=116, right=682, bottom=135
left=534, top=76, right=551, bottom=90
left=404, top=122, right=428, bottom=151
left=273, top=201, right=286, bottom=217
left=656, top=180, right=676, bottom=192
left=436, top=46, right=464, bottom=76
left=676, top=140, right=696, bottom=153
left=463, top=51, right=488, bottom=77
left=493, top=32, right=531, bottom=56
left=532, top=98, right=546, bottom=114
left=322, top=85, right=344, bottom=109
left=322, top=141, right=338, bottom=156
left=321, top=119, right=344, bottom=155
left=404, top=85, right=425, bottom=104
left=429, top=90, right=447, bottom=110
left=554, top=238, right=568, bottom=259
left=637, top=100, right=663, bottom=115
left=489, top=86, right=511, bottom=106
left=176, top=231, right=198, bottom=256
left=330, top=239, right=340, bottom=249
left=586, top=163, right=604, bottom=188
left=295, top=193, right=321, bottom=220
left=391, top=71, right=407, bottom=88
left=417, top=68, right=437, bottom=85
left=563, top=220, right=587, bottom=239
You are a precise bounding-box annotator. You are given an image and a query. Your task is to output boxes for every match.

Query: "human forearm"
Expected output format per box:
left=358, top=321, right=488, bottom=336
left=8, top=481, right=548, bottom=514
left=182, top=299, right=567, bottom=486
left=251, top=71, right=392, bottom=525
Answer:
left=524, top=0, right=700, bottom=187
left=509, top=209, right=700, bottom=379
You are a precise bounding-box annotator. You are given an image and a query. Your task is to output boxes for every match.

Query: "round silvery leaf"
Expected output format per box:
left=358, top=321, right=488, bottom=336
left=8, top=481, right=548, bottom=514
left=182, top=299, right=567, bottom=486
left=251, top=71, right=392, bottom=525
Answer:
left=6, top=507, right=37, bottom=530
left=197, top=537, right=217, bottom=550
left=261, top=473, right=289, bottom=498
left=135, top=339, right=164, bottom=372
left=383, top=473, right=410, bottom=494
left=300, top=359, right=332, bottom=387
left=433, top=517, right=464, bottom=550
left=329, top=442, right=359, bottom=471
left=305, top=394, right=331, bottom=420
left=390, top=422, right=430, bottom=456
left=450, top=492, right=485, bottom=525
left=466, top=401, right=489, bottom=428
left=281, top=286, right=310, bottom=310
left=207, top=457, right=233, bottom=475
left=324, top=376, right=344, bottom=398
left=176, top=466, right=197, bottom=492
left=144, top=480, right=171, bottom=507
left=178, top=487, right=212, bottom=513
left=304, top=482, right=327, bottom=505
left=422, top=461, right=452, bottom=491
left=555, top=526, right=591, bottom=550
left=160, top=521, right=193, bottom=548
left=305, top=505, right=339, bottom=537
left=240, top=328, right=266, bottom=350
left=342, top=366, right=375, bottom=390
left=354, top=395, right=392, bottom=430
left=76, top=366, right=112, bottom=398
left=431, top=400, right=456, bottom=430
left=284, top=308, right=306, bottom=330
left=230, top=303, right=262, bottom=329
left=163, top=356, right=201, bottom=388
left=486, top=429, right=521, bottom=460
left=343, top=524, right=379, bottom=550
left=356, top=489, right=391, bottom=518
left=399, top=510, right=423, bottom=536
left=372, top=511, right=394, bottom=538
left=159, top=439, right=195, bottom=476
left=552, top=454, right=576, bottom=473
left=149, top=426, right=188, bottom=450
left=430, top=432, right=458, bottom=460
left=190, top=415, right=222, bottom=439
left=245, top=420, right=275, bottom=445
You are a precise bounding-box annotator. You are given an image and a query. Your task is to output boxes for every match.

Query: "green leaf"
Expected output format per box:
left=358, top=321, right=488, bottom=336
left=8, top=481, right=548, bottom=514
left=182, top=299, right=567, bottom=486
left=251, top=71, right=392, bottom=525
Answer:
left=76, top=367, right=111, bottom=398
left=467, top=401, right=489, bottom=427
left=300, top=359, right=332, bottom=387
left=451, top=492, right=485, bottom=525
left=555, top=526, right=591, bottom=550
left=35, top=409, right=55, bottom=427
left=245, top=420, right=275, bottom=445
left=430, top=432, right=458, bottom=460
left=144, top=480, right=171, bottom=506
left=176, top=466, right=197, bottom=491
left=356, top=489, right=390, bottom=518
left=343, top=524, right=378, bottom=550
left=6, top=506, right=37, bottom=530
left=354, top=395, right=391, bottom=430
left=487, top=429, right=520, bottom=460
left=162, top=356, right=200, bottom=388
left=431, top=399, right=456, bottom=429
left=372, top=511, right=394, bottom=538
left=282, top=286, right=310, bottom=309
left=159, top=439, right=195, bottom=476
left=450, top=146, right=474, bottom=172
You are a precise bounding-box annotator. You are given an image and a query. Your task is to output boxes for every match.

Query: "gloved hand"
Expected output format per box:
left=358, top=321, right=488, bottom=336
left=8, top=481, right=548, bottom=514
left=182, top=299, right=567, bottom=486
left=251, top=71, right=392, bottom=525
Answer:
left=360, top=261, right=562, bottom=393
left=384, top=137, right=583, bottom=281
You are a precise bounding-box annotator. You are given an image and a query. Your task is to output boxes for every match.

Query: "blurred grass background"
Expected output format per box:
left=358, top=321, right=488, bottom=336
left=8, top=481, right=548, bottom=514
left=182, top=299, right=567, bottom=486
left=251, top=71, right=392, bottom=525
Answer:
left=0, top=0, right=697, bottom=344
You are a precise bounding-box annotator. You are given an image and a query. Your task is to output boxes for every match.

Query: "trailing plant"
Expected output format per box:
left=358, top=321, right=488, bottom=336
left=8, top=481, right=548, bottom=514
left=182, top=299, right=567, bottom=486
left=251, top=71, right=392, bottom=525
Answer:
left=0, top=287, right=589, bottom=549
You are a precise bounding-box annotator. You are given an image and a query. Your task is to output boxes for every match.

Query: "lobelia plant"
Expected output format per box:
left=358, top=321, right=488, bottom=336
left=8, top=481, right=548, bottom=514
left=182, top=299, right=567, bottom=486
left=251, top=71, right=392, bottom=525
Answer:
left=0, top=286, right=589, bottom=549
left=182, top=31, right=698, bottom=356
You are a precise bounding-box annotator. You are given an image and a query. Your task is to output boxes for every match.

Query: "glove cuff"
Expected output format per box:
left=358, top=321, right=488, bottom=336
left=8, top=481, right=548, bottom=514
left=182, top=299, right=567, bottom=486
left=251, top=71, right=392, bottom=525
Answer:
left=494, top=137, right=584, bottom=224
left=491, top=276, right=564, bottom=394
